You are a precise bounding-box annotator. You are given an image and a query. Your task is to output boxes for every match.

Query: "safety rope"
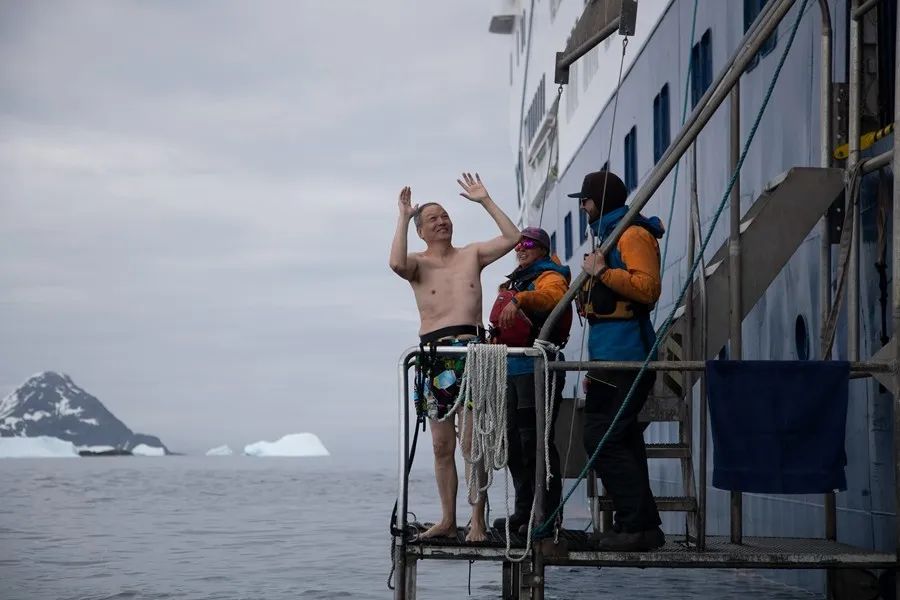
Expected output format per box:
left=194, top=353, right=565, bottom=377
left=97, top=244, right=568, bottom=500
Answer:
left=536, top=0, right=812, bottom=535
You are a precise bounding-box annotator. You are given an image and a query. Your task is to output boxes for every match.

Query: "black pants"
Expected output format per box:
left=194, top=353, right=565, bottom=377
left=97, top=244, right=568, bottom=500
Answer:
left=583, top=369, right=661, bottom=533
left=506, top=372, right=563, bottom=520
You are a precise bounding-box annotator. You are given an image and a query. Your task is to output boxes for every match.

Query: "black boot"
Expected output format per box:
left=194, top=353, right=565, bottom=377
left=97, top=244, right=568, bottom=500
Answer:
left=492, top=511, right=530, bottom=531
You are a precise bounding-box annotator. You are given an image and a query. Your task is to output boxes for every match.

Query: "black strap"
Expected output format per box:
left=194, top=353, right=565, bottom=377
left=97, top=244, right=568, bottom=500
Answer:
left=419, top=324, right=483, bottom=344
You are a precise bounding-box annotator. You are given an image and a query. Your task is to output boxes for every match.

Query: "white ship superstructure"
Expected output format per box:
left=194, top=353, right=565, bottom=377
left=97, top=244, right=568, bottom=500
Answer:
left=489, top=0, right=897, bottom=593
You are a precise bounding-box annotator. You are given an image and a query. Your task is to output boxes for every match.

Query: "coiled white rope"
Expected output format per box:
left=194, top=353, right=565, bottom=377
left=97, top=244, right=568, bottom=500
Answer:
left=454, top=341, right=562, bottom=561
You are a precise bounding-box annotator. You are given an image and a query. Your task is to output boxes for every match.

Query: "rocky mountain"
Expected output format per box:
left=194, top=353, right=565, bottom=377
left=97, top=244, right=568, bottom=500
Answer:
left=0, top=371, right=167, bottom=453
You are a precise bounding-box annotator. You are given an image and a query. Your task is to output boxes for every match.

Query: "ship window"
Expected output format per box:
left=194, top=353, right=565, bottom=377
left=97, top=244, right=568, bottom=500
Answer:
left=743, top=0, right=777, bottom=71
left=579, top=207, right=588, bottom=245
left=524, top=75, right=547, bottom=145
left=564, top=212, right=573, bottom=260
left=691, top=29, right=712, bottom=108
left=653, top=83, right=671, bottom=163
left=550, top=232, right=557, bottom=256
left=795, top=315, right=810, bottom=361
left=623, top=126, right=637, bottom=193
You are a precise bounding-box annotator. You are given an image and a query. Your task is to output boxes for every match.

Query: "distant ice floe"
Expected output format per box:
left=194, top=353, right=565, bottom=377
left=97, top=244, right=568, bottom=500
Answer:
left=0, top=436, right=79, bottom=458
left=131, top=443, right=166, bottom=456
left=243, top=433, right=329, bottom=457
left=205, top=445, right=234, bottom=456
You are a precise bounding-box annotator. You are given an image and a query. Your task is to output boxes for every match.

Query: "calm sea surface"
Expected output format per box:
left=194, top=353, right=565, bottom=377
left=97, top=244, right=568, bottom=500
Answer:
left=0, top=457, right=820, bottom=599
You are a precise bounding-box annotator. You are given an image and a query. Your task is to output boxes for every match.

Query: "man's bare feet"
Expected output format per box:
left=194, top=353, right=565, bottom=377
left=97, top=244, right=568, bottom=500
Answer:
left=465, top=520, right=488, bottom=542
left=420, top=521, right=457, bottom=539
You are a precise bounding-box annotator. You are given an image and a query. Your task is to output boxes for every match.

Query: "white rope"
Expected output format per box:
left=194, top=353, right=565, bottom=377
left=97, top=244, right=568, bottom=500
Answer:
left=456, top=343, right=535, bottom=561
left=452, top=342, right=564, bottom=561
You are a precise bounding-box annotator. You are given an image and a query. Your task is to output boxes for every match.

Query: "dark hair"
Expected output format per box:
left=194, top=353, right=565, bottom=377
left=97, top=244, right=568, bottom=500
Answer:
left=413, top=202, right=442, bottom=229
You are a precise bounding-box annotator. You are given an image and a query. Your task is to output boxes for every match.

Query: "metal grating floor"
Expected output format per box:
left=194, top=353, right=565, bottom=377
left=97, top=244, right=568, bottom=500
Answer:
left=403, top=526, right=896, bottom=569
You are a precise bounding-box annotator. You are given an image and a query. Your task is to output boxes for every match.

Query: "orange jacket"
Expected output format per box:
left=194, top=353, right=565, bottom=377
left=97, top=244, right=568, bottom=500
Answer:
left=513, top=255, right=570, bottom=315
left=598, top=225, right=662, bottom=306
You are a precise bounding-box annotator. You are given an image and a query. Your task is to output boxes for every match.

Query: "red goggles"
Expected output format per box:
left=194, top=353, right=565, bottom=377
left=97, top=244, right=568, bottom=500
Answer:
left=515, top=239, right=541, bottom=251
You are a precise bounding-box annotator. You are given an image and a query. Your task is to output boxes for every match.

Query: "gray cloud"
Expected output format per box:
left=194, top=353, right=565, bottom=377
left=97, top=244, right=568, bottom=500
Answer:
left=0, top=1, right=522, bottom=458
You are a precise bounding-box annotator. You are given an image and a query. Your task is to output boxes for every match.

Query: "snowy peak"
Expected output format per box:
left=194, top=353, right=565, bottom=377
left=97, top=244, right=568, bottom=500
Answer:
left=0, top=372, right=167, bottom=453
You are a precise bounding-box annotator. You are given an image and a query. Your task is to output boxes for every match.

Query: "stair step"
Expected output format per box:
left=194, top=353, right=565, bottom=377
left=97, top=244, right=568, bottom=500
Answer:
left=645, top=442, right=691, bottom=458
left=594, top=496, right=697, bottom=512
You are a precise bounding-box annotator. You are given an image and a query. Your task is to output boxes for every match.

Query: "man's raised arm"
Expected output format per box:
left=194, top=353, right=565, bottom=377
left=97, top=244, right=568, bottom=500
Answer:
left=457, top=172, right=519, bottom=267
left=389, top=186, right=419, bottom=281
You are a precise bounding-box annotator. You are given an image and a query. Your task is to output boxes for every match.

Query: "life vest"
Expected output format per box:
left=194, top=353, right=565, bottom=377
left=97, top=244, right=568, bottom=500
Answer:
left=577, top=222, right=660, bottom=323
left=489, top=271, right=573, bottom=348
left=576, top=277, right=653, bottom=322
left=488, top=290, right=534, bottom=347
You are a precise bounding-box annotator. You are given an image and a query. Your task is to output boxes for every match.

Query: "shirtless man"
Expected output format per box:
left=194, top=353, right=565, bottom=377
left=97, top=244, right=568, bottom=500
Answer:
left=389, top=172, right=519, bottom=542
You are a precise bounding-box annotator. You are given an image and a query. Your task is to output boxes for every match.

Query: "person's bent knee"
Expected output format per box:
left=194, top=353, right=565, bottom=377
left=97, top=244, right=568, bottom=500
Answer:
left=432, top=436, right=455, bottom=461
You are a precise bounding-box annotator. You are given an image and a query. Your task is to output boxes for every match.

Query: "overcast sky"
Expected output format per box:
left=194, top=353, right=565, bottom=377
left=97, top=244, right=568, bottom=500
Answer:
left=0, top=1, right=523, bottom=461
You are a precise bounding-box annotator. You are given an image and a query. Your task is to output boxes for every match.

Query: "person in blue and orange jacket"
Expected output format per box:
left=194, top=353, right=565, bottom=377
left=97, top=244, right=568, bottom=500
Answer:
left=574, top=170, right=666, bottom=551
left=489, top=227, right=571, bottom=534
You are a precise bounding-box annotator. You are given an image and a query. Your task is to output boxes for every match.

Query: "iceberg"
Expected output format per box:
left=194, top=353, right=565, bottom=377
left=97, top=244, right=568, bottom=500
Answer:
left=243, top=433, right=329, bottom=457
left=131, top=443, right=165, bottom=456
left=205, top=444, right=234, bottom=456
left=0, top=436, right=79, bottom=458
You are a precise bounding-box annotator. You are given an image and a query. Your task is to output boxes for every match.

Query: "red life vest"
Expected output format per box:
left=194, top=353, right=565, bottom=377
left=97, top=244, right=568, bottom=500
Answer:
left=488, top=290, right=534, bottom=347
left=488, top=289, right=573, bottom=348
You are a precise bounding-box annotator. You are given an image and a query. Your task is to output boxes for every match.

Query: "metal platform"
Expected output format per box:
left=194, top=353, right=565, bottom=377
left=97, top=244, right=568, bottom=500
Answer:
left=405, top=527, right=896, bottom=570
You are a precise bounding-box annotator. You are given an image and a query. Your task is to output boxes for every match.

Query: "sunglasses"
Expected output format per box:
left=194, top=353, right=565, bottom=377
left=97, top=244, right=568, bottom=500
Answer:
left=515, top=239, right=541, bottom=251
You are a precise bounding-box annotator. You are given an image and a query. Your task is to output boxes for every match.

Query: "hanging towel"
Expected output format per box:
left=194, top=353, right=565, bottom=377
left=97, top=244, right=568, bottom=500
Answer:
left=706, top=360, right=849, bottom=494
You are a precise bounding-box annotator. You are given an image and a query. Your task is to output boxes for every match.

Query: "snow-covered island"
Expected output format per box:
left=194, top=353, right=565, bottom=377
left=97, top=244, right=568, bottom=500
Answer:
left=0, top=372, right=168, bottom=457
left=243, top=433, right=329, bottom=457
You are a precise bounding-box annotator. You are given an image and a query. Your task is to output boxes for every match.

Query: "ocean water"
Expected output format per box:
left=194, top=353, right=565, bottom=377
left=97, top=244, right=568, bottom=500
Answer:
left=0, top=457, right=820, bottom=599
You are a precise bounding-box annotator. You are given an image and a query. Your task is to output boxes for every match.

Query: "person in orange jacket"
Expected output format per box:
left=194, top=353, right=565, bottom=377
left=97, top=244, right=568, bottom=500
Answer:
left=491, top=227, right=571, bottom=534
left=575, top=170, right=665, bottom=551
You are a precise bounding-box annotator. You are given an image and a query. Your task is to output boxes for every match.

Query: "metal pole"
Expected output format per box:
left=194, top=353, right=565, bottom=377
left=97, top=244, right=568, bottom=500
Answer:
left=692, top=143, right=711, bottom=551
left=848, top=0, right=861, bottom=365
left=891, top=0, right=900, bottom=586
left=546, top=360, right=893, bottom=373
left=533, top=355, right=548, bottom=600
left=534, top=356, right=548, bottom=528
left=556, top=18, right=621, bottom=72
left=842, top=21, right=861, bottom=595
left=861, top=148, right=895, bottom=173
left=685, top=144, right=703, bottom=550
left=728, top=82, right=744, bottom=545
left=538, top=0, right=800, bottom=341
left=814, top=6, right=836, bottom=581
left=818, top=0, right=834, bottom=358
left=396, top=349, right=415, bottom=600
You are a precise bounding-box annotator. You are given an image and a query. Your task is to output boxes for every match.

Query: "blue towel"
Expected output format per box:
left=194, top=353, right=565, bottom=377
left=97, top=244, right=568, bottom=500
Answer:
left=706, top=360, right=849, bottom=494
